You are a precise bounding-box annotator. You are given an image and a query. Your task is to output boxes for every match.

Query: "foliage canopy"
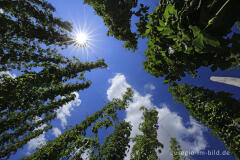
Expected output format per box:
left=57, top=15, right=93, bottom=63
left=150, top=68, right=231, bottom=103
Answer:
left=169, top=84, right=240, bottom=159
left=0, top=0, right=107, bottom=159
left=130, top=107, right=163, bottom=160
left=83, top=0, right=149, bottom=51
left=142, top=0, right=240, bottom=85
left=23, top=89, right=133, bottom=160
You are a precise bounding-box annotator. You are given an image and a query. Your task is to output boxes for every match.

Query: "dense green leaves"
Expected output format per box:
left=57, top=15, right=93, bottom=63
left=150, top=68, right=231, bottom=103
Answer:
left=170, top=138, right=182, bottom=160
left=169, top=84, right=240, bottom=159
left=130, top=107, right=163, bottom=160
left=90, top=121, right=132, bottom=160
left=189, top=25, right=220, bottom=50
left=0, top=42, right=107, bottom=159
left=82, top=0, right=240, bottom=84
left=170, top=138, right=192, bottom=160
left=83, top=0, right=149, bottom=51
left=1, top=0, right=240, bottom=159
left=0, top=0, right=73, bottom=71
left=142, top=0, right=240, bottom=85
left=0, top=0, right=107, bottom=159
left=23, top=88, right=133, bottom=160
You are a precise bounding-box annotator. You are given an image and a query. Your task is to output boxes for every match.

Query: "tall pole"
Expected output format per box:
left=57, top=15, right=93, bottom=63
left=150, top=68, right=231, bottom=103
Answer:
left=210, top=76, right=240, bottom=88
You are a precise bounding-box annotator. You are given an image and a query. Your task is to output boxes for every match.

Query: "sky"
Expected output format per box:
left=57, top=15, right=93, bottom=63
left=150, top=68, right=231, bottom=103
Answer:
left=10, top=0, right=240, bottom=160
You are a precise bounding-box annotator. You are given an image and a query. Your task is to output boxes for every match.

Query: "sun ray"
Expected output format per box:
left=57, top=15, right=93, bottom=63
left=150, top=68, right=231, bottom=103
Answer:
left=60, top=8, right=105, bottom=61
left=67, top=24, right=95, bottom=60
left=75, top=32, right=88, bottom=47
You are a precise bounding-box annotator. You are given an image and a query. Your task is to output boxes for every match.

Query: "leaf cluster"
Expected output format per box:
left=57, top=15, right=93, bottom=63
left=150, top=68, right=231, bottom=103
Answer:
left=90, top=121, right=132, bottom=160
left=0, top=0, right=73, bottom=71
left=83, top=0, right=150, bottom=51
left=142, top=0, right=240, bottom=85
left=131, top=107, right=163, bottom=160
left=169, top=84, right=240, bottom=159
left=0, top=59, right=107, bottom=159
left=170, top=137, right=193, bottom=160
left=0, top=1, right=108, bottom=159
left=23, top=88, right=133, bottom=160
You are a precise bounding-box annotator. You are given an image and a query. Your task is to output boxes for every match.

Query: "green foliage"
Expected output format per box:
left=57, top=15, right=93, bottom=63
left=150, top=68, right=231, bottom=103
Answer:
left=82, top=0, right=240, bottom=83
left=142, top=0, right=240, bottom=85
left=0, top=51, right=107, bottom=159
left=130, top=107, right=163, bottom=160
left=83, top=0, right=149, bottom=51
left=170, top=137, right=193, bottom=160
left=0, top=0, right=108, bottom=159
left=90, top=121, right=132, bottom=160
left=0, top=0, right=74, bottom=71
left=170, top=138, right=182, bottom=160
left=189, top=25, right=220, bottom=50
left=23, top=88, right=133, bottom=160
left=169, top=84, right=240, bottom=159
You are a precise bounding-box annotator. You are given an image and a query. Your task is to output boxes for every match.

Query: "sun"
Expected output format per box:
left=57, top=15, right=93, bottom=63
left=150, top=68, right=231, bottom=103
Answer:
left=68, top=20, right=99, bottom=58
left=74, top=32, right=89, bottom=48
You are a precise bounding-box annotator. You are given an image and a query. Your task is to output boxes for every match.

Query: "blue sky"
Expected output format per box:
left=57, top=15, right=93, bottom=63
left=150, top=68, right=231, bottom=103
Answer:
left=11, top=0, right=240, bottom=159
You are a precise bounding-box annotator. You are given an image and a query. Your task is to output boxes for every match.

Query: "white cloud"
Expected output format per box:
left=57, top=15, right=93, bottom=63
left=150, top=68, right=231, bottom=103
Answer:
left=27, top=133, right=46, bottom=151
left=107, top=73, right=207, bottom=160
left=0, top=9, right=3, bottom=14
left=107, top=73, right=130, bottom=100
left=156, top=106, right=206, bottom=159
left=52, top=127, right=62, bottom=137
left=71, top=147, right=90, bottom=160
left=0, top=71, right=16, bottom=79
left=27, top=117, right=47, bottom=152
left=57, top=92, right=81, bottom=128
left=144, top=83, right=156, bottom=90
left=26, top=92, right=80, bottom=153
left=81, top=149, right=90, bottom=160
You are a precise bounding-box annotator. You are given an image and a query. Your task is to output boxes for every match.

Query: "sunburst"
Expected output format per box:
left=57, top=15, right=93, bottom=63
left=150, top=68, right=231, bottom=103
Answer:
left=68, top=23, right=98, bottom=59
left=74, top=32, right=89, bottom=48
left=63, top=11, right=103, bottom=60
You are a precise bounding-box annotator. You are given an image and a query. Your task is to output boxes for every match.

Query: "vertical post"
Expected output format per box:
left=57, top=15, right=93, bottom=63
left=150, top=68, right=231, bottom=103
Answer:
left=210, top=76, right=240, bottom=88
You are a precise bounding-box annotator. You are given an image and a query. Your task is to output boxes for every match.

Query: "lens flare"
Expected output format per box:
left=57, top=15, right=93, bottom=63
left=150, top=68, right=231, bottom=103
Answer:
left=66, top=17, right=101, bottom=60
left=75, top=32, right=88, bottom=47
